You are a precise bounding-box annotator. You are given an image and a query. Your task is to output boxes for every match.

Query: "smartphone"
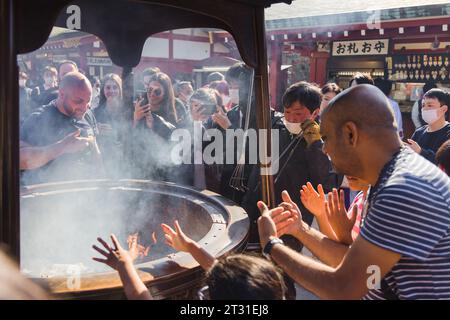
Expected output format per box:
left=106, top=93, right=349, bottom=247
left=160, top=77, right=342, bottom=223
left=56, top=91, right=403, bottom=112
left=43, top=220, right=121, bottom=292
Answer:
left=135, top=91, right=148, bottom=105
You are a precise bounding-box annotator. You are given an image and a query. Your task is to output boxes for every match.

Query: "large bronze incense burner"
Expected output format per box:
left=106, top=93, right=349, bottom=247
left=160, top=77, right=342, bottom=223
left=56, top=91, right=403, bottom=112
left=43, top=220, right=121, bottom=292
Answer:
left=21, top=180, right=248, bottom=299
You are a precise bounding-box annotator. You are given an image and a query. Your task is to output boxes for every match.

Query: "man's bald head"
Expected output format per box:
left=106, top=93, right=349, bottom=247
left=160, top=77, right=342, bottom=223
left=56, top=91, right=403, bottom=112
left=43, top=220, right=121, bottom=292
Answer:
left=322, top=84, right=397, bottom=136
left=60, top=71, right=92, bottom=92
left=57, top=72, right=92, bottom=119
left=320, top=84, right=402, bottom=184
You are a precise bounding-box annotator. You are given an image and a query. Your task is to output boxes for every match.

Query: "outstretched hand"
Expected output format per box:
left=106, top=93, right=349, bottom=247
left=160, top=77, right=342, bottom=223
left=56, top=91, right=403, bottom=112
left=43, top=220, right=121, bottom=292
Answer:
left=212, top=108, right=231, bottom=129
left=92, top=234, right=135, bottom=270
left=134, top=98, right=151, bottom=124
left=60, top=129, right=91, bottom=154
left=161, top=220, right=193, bottom=252
left=272, top=190, right=304, bottom=238
left=300, top=182, right=327, bottom=218
left=325, top=189, right=357, bottom=245
left=257, top=201, right=281, bottom=248
left=127, top=233, right=151, bottom=260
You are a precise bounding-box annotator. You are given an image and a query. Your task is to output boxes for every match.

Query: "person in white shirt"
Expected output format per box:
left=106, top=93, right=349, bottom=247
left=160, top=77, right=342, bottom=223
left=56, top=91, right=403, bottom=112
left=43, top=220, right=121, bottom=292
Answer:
left=374, top=78, right=403, bottom=138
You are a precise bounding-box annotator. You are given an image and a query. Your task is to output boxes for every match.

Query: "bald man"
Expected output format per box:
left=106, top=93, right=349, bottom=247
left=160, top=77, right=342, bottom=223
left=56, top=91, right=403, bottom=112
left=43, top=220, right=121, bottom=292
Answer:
left=20, top=71, right=101, bottom=184
left=58, top=60, right=78, bottom=80
left=257, top=84, right=450, bottom=299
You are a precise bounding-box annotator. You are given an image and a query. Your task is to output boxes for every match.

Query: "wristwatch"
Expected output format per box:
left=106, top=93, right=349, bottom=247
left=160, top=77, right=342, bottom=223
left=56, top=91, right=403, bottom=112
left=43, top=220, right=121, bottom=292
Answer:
left=262, top=237, right=284, bottom=259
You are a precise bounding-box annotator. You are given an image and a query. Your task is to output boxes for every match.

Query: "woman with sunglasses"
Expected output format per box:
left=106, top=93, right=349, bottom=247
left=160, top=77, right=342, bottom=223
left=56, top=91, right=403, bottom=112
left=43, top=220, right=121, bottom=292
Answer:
left=131, top=74, right=178, bottom=181
left=133, top=72, right=187, bottom=128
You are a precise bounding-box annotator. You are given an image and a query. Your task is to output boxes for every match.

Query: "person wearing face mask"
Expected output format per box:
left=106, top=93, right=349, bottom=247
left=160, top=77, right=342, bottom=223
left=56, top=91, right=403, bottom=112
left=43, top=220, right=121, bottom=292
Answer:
left=242, top=82, right=341, bottom=245
left=406, top=88, right=450, bottom=163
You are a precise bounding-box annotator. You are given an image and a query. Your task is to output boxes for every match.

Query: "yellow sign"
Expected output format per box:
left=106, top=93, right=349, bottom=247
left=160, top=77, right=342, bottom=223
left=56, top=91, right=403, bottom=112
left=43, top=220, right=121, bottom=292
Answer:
left=63, top=38, right=81, bottom=48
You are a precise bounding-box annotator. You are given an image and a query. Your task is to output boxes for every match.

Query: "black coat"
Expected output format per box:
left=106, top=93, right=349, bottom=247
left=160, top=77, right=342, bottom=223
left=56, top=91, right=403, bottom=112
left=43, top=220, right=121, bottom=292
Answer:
left=242, top=114, right=342, bottom=242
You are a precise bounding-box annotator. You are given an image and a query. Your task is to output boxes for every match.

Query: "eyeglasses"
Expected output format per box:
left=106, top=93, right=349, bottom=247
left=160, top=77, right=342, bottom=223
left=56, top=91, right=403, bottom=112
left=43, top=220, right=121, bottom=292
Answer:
left=197, top=285, right=210, bottom=300
left=147, top=87, right=162, bottom=97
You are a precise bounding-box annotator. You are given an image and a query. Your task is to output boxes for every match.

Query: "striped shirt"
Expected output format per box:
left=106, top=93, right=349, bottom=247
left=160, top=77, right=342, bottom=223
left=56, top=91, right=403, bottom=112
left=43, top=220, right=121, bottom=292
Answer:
left=360, top=147, right=450, bottom=299
left=348, top=191, right=365, bottom=241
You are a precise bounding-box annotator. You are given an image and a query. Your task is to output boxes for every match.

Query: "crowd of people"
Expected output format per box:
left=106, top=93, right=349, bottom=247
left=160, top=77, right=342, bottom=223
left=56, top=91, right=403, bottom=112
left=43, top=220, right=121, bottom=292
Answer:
left=9, top=59, right=450, bottom=300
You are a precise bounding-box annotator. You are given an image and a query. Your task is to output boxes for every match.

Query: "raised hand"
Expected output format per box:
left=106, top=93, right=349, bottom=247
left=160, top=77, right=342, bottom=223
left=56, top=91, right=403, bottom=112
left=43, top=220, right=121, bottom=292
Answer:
left=211, top=108, right=231, bottom=129
left=300, top=182, right=327, bottom=218
left=126, top=233, right=151, bottom=260
left=272, top=190, right=303, bottom=238
left=325, top=189, right=357, bottom=245
left=133, top=98, right=151, bottom=123
left=257, top=201, right=281, bottom=248
left=161, top=220, right=193, bottom=252
left=60, top=129, right=91, bottom=154
left=92, top=234, right=134, bottom=270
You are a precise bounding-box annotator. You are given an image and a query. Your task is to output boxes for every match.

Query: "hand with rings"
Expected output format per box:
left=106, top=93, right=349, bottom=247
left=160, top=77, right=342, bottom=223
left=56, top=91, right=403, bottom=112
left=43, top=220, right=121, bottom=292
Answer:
left=92, top=234, right=136, bottom=270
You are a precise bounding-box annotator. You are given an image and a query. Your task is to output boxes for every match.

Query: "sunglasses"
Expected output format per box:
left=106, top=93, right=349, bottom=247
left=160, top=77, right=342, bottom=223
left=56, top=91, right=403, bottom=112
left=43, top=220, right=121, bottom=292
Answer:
left=147, top=87, right=162, bottom=97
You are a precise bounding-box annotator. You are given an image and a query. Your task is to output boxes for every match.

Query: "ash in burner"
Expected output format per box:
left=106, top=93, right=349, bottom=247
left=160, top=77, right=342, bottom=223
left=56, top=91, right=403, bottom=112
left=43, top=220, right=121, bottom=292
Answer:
left=20, top=187, right=212, bottom=277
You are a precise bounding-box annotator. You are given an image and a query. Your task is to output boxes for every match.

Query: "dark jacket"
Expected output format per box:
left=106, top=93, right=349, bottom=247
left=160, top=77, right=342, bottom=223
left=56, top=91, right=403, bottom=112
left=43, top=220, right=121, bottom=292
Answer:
left=131, top=114, right=178, bottom=182
left=215, top=102, right=258, bottom=203
left=242, top=113, right=342, bottom=242
left=411, top=123, right=450, bottom=163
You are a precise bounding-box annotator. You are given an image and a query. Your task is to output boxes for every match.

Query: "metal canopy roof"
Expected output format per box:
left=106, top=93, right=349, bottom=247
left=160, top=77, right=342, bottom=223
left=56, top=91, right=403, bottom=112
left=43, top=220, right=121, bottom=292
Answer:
left=15, top=0, right=291, bottom=68
left=265, top=0, right=450, bottom=30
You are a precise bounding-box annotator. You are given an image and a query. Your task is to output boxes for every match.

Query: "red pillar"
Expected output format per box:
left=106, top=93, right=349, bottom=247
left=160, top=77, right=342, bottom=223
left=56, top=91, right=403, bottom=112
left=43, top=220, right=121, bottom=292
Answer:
left=269, top=40, right=282, bottom=110
left=309, top=51, right=330, bottom=87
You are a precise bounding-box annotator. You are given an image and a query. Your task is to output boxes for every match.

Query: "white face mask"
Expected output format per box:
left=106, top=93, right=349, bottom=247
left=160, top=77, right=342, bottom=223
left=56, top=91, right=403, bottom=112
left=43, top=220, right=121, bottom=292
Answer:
left=283, top=118, right=302, bottom=135
left=422, top=108, right=442, bottom=124
left=229, top=89, right=239, bottom=105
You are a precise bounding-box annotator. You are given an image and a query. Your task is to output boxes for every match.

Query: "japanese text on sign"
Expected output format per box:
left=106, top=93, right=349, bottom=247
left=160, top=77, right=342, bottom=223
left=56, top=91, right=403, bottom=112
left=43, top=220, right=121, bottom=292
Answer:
left=332, top=39, right=389, bottom=56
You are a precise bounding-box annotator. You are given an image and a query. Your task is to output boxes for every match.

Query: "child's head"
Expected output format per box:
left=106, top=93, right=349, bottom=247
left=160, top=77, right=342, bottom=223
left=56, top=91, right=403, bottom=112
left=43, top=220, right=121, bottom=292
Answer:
left=320, top=83, right=342, bottom=115
left=349, top=73, right=374, bottom=87
left=205, top=254, right=286, bottom=300
left=436, top=140, right=450, bottom=176
left=422, top=88, right=450, bottom=124
left=282, top=81, right=322, bottom=123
